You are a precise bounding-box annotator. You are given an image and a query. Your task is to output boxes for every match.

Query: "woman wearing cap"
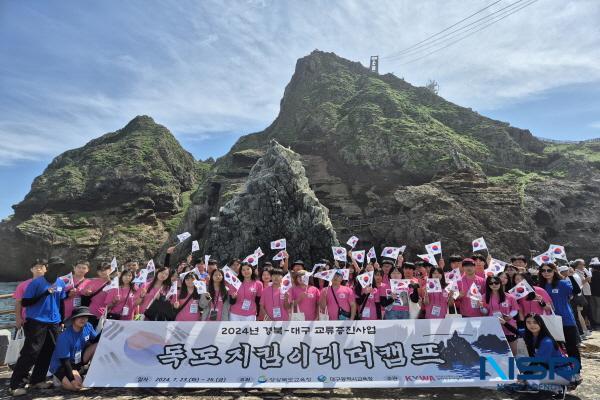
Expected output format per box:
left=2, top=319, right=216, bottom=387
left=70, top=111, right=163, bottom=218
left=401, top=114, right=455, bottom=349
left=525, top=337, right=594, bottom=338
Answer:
left=48, top=306, right=99, bottom=391
left=229, top=263, right=263, bottom=321
left=456, top=258, right=486, bottom=317
left=482, top=275, right=520, bottom=355
left=319, top=270, right=356, bottom=320
left=540, top=263, right=581, bottom=366
left=200, top=268, right=234, bottom=321
left=289, top=270, right=320, bottom=321
left=174, top=272, right=202, bottom=321
left=105, top=269, right=136, bottom=320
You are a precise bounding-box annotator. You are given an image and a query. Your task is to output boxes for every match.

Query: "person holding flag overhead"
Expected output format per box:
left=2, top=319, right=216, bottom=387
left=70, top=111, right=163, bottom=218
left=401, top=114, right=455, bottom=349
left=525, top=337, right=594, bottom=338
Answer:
left=134, top=266, right=172, bottom=318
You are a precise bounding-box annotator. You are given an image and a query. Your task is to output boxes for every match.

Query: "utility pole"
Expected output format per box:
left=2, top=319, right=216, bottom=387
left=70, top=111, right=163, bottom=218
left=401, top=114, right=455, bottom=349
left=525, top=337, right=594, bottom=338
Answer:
left=369, top=56, right=379, bottom=74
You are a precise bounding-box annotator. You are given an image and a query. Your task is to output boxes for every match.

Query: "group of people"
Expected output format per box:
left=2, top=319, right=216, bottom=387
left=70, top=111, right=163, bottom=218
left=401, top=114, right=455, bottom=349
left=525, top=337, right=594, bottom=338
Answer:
left=9, top=244, right=598, bottom=395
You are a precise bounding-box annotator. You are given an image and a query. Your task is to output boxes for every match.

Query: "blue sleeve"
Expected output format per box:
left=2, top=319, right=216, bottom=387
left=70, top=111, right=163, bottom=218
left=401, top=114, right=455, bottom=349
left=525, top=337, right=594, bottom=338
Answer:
left=23, top=278, right=40, bottom=298
left=86, top=323, right=98, bottom=341
left=535, top=337, right=554, bottom=359
left=54, top=332, right=72, bottom=361
left=561, top=279, right=573, bottom=297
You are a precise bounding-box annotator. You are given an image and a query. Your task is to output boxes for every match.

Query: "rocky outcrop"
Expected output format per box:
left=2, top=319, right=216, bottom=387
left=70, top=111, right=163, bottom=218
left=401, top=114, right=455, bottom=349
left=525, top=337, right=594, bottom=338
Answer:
left=164, top=140, right=338, bottom=265
left=0, top=116, right=209, bottom=280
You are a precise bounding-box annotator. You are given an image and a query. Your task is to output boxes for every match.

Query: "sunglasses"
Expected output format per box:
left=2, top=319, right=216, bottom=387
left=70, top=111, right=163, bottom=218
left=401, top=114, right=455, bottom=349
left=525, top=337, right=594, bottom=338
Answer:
left=490, top=281, right=501, bottom=285
left=540, top=269, right=553, bottom=273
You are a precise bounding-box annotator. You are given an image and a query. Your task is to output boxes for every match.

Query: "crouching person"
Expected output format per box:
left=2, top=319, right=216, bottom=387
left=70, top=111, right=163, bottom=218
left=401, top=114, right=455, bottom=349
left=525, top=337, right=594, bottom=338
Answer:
left=49, top=306, right=100, bottom=391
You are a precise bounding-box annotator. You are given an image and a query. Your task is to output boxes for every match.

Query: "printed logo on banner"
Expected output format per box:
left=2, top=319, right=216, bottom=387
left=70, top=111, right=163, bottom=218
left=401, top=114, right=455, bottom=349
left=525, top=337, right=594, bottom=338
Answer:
left=480, top=356, right=580, bottom=380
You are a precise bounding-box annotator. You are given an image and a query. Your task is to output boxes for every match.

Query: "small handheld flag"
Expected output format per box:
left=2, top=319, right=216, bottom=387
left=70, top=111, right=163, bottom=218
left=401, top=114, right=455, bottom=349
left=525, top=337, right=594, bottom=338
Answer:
left=191, top=240, right=200, bottom=252
left=367, top=247, right=377, bottom=262
left=332, top=246, right=347, bottom=262
left=356, top=270, right=373, bottom=288
left=509, top=279, right=534, bottom=300
left=352, top=250, right=365, bottom=264
left=177, top=232, right=192, bottom=243
left=346, top=235, right=359, bottom=249
left=426, top=278, right=442, bottom=293
left=281, top=273, right=293, bottom=294
left=425, top=241, right=442, bottom=256
left=472, top=237, right=487, bottom=252
left=271, top=239, right=286, bottom=250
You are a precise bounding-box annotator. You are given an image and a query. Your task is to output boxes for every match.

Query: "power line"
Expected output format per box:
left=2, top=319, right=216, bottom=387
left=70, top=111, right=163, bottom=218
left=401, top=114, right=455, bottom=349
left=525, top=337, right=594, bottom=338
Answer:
left=384, top=0, right=528, bottom=61
left=398, top=0, right=539, bottom=65
left=383, top=0, right=504, bottom=59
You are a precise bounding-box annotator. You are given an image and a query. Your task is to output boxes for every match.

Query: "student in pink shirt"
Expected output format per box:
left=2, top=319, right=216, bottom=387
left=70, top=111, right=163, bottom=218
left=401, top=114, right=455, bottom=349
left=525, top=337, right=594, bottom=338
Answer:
left=289, top=270, right=320, bottom=321
left=63, top=261, right=90, bottom=320
left=80, top=263, right=112, bottom=327
left=472, top=253, right=487, bottom=279
left=380, top=260, right=394, bottom=286
left=482, top=275, right=520, bottom=355
left=260, top=268, right=290, bottom=321
left=319, top=271, right=356, bottom=320
left=229, top=263, right=263, bottom=321
left=514, top=273, right=553, bottom=317
left=105, top=269, right=136, bottom=320
left=423, top=267, right=453, bottom=319
left=174, top=272, right=201, bottom=321
left=14, top=260, right=47, bottom=329
left=356, top=272, right=381, bottom=321
left=372, top=270, right=389, bottom=320
left=134, top=266, right=171, bottom=316
left=456, top=258, right=486, bottom=317
left=200, top=268, right=234, bottom=321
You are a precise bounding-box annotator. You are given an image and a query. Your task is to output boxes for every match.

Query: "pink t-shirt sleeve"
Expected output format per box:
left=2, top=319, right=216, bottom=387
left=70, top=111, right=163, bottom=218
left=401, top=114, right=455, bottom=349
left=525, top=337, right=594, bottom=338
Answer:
left=256, top=281, right=264, bottom=297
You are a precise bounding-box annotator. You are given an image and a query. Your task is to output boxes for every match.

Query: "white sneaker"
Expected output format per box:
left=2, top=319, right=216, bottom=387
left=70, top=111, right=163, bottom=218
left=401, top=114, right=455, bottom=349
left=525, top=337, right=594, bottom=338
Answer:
left=30, top=381, right=53, bottom=389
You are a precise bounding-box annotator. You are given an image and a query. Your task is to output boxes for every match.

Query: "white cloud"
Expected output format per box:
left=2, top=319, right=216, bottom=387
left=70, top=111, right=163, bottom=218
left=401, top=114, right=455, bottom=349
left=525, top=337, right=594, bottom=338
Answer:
left=1, top=0, right=599, bottom=165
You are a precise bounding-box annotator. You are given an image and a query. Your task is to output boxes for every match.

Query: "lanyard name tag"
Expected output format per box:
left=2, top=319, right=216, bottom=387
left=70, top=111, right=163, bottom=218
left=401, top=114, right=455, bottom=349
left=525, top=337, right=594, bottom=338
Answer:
left=471, top=299, right=479, bottom=308
left=431, top=305, right=441, bottom=316
left=362, top=307, right=371, bottom=318
left=209, top=309, right=218, bottom=321
left=121, top=306, right=129, bottom=316
left=241, top=299, right=251, bottom=311
left=73, top=297, right=81, bottom=307
left=190, top=302, right=198, bottom=314
left=74, top=351, right=82, bottom=364
left=552, top=289, right=559, bottom=294
left=273, top=307, right=282, bottom=319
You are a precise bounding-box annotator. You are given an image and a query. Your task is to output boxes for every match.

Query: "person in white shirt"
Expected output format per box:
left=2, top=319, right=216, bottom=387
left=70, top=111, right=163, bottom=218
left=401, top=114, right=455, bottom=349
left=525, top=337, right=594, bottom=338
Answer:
left=574, top=259, right=593, bottom=334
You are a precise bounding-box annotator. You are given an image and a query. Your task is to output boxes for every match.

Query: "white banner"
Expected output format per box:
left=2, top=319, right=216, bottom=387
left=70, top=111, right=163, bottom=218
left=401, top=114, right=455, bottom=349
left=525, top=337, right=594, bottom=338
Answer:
left=85, top=318, right=513, bottom=388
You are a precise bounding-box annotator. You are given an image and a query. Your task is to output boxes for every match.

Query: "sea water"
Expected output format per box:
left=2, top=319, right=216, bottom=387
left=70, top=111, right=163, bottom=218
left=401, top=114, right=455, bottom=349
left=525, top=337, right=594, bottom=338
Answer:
left=0, top=282, right=18, bottom=326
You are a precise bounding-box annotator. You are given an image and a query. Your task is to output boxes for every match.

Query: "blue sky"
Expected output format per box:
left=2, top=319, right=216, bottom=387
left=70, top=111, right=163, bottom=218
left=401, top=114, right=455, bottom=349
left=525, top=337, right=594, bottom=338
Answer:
left=1, top=0, right=600, bottom=219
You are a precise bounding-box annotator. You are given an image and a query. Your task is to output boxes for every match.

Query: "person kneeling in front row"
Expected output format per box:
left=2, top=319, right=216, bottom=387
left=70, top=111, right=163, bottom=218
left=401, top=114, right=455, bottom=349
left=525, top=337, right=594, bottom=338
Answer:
left=48, top=306, right=100, bottom=391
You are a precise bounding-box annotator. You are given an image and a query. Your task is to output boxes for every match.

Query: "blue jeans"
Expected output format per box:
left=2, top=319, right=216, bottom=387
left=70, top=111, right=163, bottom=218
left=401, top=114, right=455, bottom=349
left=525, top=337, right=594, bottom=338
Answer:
left=384, top=310, right=409, bottom=320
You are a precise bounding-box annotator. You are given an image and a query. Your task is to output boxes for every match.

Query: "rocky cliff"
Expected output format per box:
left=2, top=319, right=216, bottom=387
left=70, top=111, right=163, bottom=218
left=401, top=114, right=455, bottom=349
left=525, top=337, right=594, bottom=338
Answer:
left=161, top=50, right=600, bottom=264
left=0, top=116, right=210, bottom=280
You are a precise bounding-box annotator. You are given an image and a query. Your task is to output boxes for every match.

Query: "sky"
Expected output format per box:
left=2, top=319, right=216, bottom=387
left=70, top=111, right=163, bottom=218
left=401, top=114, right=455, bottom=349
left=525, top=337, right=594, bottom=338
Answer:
left=1, top=0, right=600, bottom=219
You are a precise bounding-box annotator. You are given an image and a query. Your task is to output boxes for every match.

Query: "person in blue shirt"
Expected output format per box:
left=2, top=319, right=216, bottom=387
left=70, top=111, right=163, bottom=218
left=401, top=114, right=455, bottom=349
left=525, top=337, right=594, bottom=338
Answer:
left=10, top=257, right=68, bottom=396
left=49, top=306, right=99, bottom=391
left=524, top=313, right=580, bottom=386
left=539, top=262, right=581, bottom=367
